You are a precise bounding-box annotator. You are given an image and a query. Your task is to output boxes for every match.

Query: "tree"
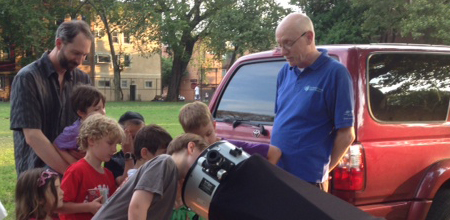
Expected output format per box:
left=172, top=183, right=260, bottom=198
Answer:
left=122, top=0, right=236, bottom=101
left=122, top=0, right=291, bottom=101
left=205, top=0, right=289, bottom=67
left=294, top=0, right=368, bottom=44
left=86, top=0, right=125, bottom=101
left=161, top=56, right=173, bottom=88
left=0, top=0, right=66, bottom=65
left=401, top=0, right=450, bottom=44
left=350, top=0, right=407, bottom=43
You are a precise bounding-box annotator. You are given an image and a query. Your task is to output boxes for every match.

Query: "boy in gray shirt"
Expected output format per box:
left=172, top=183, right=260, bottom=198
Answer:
left=93, top=133, right=208, bottom=220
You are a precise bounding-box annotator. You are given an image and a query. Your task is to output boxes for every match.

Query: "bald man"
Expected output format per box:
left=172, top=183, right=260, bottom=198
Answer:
left=271, top=13, right=355, bottom=191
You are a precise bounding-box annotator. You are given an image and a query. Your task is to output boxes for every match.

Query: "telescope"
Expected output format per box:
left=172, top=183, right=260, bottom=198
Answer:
left=182, top=141, right=381, bottom=220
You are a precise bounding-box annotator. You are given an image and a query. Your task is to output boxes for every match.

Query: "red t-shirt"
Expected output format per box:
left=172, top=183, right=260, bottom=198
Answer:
left=59, top=158, right=117, bottom=220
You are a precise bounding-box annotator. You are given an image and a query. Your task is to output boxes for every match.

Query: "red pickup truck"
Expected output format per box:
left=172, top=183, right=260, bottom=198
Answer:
left=209, top=44, right=450, bottom=220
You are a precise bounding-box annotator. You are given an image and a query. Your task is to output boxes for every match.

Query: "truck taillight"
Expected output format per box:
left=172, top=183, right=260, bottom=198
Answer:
left=332, top=144, right=365, bottom=191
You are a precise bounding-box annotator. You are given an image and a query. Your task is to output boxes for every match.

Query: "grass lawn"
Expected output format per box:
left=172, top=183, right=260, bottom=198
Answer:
left=0, top=101, right=187, bottom=220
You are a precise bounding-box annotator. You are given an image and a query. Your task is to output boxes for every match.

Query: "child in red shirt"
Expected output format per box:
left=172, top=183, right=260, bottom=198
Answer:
left=58, top=114, right=124, bottom=220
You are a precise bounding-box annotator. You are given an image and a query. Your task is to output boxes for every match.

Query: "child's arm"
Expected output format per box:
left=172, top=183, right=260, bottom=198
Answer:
left=128, top=190, right=154, bottom=220
left=267, top=145, right=282, bottom=165
left=57, top=196, right=103, bottom=214
left=227, top=139, right=278, bottom=162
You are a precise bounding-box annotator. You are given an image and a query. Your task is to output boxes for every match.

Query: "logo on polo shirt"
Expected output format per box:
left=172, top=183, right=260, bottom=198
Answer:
left=304, top=86, right=323, bottom=93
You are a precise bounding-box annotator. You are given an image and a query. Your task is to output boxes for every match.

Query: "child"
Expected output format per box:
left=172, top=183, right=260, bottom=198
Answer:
left=53, top=84, right=106, bottom=165
left=179, top=101, right=282, bottom=164
left=15, top=168, right=64, bottom=220
left=127, top=124, right=173, bottom=177
left=105, top=111, right=145, bottom=185
left=58, top=114, right=124, bottom=220
left=92, top=133, right=208, bottom=220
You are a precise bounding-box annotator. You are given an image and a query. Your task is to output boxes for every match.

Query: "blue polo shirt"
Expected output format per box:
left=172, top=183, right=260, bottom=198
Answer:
left=271, top=49, right=354, bottom=183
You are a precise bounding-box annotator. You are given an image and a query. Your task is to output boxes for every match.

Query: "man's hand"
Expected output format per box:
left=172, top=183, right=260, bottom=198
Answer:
left=23, top=128, right=69, bottom=174
left=68, top=150, right=86, bottom=160
left=122, top=129, right=134, bottom=153
left=329, top=127, right=355, bottom=171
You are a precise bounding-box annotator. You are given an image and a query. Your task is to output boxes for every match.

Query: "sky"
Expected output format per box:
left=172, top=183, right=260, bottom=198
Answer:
left=275, top=0, right=302, bottom=12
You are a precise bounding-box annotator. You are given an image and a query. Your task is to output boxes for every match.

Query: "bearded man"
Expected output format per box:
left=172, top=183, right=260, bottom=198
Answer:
left=10, top=20, right=93, bottom=174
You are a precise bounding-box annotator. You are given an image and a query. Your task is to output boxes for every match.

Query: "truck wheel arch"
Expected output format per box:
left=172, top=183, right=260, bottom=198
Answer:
left=415, top=159, right=450, bottom=200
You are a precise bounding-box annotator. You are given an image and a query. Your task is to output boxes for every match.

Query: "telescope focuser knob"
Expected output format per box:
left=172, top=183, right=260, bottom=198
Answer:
left=217, top=169, right=228, bottom=180
left=229, top=147, right=243, bottom=157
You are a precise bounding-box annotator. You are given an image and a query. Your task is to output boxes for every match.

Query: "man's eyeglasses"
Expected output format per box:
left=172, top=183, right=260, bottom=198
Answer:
left=276, top=31, right=307, bottom=51
left=37, top=169, right=58, bottom=187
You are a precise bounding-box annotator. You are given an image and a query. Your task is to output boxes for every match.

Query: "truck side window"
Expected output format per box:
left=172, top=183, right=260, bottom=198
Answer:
left=368, top=53, right=450, bottom=122
left=214, top=61, right=285, bottom=123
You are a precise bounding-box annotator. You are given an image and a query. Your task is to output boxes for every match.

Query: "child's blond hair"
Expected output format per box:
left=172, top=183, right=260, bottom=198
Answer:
left=78, top=114, right=125, bottom=150
left=179, top=101, right=213, bottom=132
left=167, top=133, right=208, bottom=155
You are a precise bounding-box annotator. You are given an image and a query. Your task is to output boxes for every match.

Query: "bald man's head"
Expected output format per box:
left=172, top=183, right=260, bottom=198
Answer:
left=276, top=13, right=314, bottom=37
left=275, top=13, right=319, bottom=68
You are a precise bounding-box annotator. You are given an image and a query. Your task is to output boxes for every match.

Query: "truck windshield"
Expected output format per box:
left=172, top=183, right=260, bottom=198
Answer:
left=214, top=60, right=286, bottom=124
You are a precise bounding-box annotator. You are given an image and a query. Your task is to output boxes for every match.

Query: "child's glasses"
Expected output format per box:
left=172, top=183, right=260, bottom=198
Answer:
left=37, top=169, right=58, bottom=187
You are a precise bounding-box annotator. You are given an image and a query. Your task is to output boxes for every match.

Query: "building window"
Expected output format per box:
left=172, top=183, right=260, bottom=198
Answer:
left=96, top=54, right=111, bottom=64
left=0, top=49, right=10, bottom=62
left=112, top=31, right=119, bottom=43
left=117, top=54, right=131, bottom=67
left=83, top=54, right=89, bottom=64
left=94, top=29, right=105, bottom=38
left=121, top=79, right=129, bottom=88
left=98, top=80, right=111, bottom=88
left=124, top=54, right=131, bottom=67
left=123, top=32, right=131, bottom=44
left=145, top=81, right=153, bottom=88
left=0, top=75, right=5, bottom=90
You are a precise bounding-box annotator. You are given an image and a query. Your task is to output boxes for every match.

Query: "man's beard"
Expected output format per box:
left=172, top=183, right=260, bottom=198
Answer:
left=58, top=48, right=78, bottom=71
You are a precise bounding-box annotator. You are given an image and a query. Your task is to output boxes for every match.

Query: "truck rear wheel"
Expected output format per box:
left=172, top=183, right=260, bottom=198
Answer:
left=426, top=188, right=450, bottom=220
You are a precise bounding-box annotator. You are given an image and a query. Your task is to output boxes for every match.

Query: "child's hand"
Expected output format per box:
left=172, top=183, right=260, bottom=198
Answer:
left=89, top=196, right=103, bottom=214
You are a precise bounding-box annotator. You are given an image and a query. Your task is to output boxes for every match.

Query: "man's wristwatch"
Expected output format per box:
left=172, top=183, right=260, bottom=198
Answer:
left=124, top=152, right=134, bottom=161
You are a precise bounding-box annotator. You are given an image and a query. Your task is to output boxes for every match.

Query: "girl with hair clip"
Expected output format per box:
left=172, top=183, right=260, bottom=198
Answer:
left=15, top=168, right=64, bottom=220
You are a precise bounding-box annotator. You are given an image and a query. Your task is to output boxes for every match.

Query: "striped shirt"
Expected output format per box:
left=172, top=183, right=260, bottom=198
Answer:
left=10, top=52, right=91, bottom=174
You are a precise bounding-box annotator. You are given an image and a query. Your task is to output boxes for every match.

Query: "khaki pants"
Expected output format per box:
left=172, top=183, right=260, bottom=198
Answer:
left=310, top=180, right=329, bottom=192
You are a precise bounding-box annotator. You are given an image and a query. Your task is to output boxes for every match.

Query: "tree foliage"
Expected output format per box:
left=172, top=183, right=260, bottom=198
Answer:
left=294, top=0, right=368, bottom=44
left=401, top=0, right=450, bottom=44
left=86, top=0, right=125, bottom=101
left=349, top=0, right=407, bottom=43
left=121, top=0, right=292, bottom=101
left=205, top=0, right=289, bottom=67
left=0, top=0, right=68, bottom=65
left=121, top=0, right=236, bottom=101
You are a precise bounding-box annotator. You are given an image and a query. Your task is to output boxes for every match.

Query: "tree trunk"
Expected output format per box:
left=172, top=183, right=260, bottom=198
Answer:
left=166, top=36, right=196, bottom=102
left=229, top=45, right=239, bottom=69
left=102, top=15, right=122, bottom=101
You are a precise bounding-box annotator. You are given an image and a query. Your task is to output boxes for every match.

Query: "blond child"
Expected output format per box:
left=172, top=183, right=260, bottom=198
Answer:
left=15, top=168, right=64, bottom=220
left=93, top=133, right=208, bottom=220
left=179, top=101, right=282, bottom=164
left=53, top=84, right=106, bottom=165
left=58, top=114, right=124, bottom=220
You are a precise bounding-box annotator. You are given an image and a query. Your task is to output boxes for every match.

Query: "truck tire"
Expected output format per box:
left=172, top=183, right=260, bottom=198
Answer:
left=426, top=188, right=450, bottom=220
